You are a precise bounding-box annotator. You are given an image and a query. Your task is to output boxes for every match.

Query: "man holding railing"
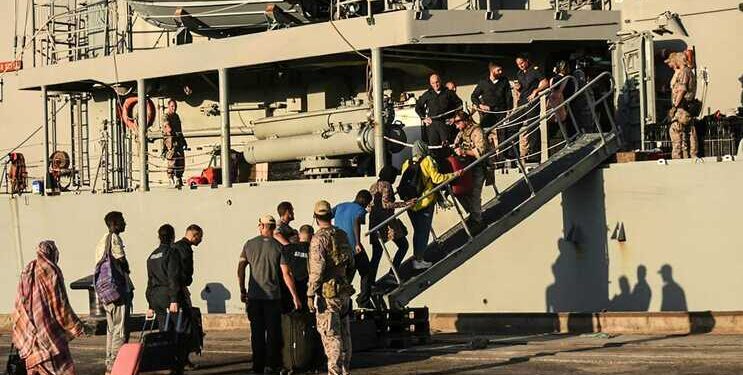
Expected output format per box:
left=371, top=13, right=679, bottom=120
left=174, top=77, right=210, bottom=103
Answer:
left=515, top=56, right=549, bottom=162
left=415, top=73, right=463, bottom=163
left=452, top=111, right=488, bottom=233
left=472, top=62, right=513, bottom=130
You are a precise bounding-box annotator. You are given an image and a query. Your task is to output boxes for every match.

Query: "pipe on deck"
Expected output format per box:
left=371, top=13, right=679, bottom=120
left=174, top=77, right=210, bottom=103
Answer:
left=243, top=126, right=374, bottom=164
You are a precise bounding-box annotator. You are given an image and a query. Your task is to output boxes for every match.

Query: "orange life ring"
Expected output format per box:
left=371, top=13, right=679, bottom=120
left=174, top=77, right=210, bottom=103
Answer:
left=119, top=96, right=156, bottom=131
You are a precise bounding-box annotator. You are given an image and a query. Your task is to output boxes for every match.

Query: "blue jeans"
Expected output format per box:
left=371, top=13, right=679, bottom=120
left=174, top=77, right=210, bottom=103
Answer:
left=407, top=204, right=435, bottom=260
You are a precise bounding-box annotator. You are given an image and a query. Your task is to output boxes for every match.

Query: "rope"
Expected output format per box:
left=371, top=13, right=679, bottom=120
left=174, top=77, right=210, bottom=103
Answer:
left=428, top=105, right=464, bottom=120
left=383, top=136, right=445, bottom=149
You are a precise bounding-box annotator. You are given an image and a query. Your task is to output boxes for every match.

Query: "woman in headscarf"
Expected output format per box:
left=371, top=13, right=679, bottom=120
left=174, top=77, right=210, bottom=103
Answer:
left=12, top=241, right=85, bottom=375
left=364, top=166, right=413, bottom=307
left=401, top=140, right=460, bottom=269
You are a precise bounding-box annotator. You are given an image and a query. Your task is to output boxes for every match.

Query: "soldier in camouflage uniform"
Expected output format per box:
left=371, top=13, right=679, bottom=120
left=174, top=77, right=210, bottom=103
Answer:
left=666, top=52, right=698, bottom=159
left=162, top=99, right=187, bottom=187
left=452, top=110, right=489, bottom=232
left=307, top=200, right=355, bottom=375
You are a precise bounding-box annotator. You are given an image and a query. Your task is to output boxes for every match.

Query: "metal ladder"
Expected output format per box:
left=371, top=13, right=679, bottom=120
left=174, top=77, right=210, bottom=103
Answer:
left=70, top=94, right=91, bottom=187
left=32, top=0, right=120, bottom=67
left=369, top=72, right=622, bottom=310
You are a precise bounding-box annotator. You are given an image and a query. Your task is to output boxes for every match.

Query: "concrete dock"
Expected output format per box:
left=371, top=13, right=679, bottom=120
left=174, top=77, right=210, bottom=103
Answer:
left=2, top=330, right=742, bottom=374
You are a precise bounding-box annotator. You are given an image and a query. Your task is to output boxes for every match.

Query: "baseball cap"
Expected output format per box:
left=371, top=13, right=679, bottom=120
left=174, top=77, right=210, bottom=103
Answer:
left=314, top=200, right=332, bottom=216
left=259, top=214, right=276, bottom=225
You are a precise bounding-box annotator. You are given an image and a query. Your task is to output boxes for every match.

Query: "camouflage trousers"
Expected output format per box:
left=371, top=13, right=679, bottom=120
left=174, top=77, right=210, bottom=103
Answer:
left=316, top=298, right=352, bottom=375
left=165, top=148, right=185, bottom=178
left=669, top=107, right=698, bottom=159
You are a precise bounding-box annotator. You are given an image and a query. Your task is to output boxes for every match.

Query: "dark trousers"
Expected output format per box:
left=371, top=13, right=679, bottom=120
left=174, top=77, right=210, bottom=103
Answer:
left=247, top=299, right=282, bottom=372
left=154, top=306, right=192, bottom=374
left=350, top=251, right=371, bottom=305
left=368, top=235, right=408, bottom=286
left=407, top=205, right=435, bottom=260
left=480, top=111, right=506, bottom=130
left=426, top=120, right=452, bottom=162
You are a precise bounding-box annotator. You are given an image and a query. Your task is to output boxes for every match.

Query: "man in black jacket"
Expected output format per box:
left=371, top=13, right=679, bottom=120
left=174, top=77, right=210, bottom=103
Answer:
left=172, top=224, right=204, bottom=368
left=173, top=225, right=203, bottom=299
left=146, top=224, right=190, bottom=375
left=472, top=62, right=513, bottom=129
left=415, top=73, right=463, bottom=161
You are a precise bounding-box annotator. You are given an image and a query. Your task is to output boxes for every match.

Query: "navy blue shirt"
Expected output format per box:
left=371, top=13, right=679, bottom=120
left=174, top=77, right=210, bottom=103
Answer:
left=332, top=202, right=367, bottom=249
left=517, top=66, right=546, bottom=105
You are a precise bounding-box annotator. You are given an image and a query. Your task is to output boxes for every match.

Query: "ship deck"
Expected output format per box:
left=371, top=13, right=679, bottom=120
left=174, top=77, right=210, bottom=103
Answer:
left=16, top=9, right=620, bottom=91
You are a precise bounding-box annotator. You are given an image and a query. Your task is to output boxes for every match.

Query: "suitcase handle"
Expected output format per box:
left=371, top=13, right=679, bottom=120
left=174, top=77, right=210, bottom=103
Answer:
left=163, top=309, right=185, bottom=334
left=139, top=314, right=158, bottom=343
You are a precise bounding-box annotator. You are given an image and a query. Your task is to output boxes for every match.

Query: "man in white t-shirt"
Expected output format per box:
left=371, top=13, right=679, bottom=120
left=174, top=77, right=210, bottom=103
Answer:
left=95, top=211, right=133, bottom=374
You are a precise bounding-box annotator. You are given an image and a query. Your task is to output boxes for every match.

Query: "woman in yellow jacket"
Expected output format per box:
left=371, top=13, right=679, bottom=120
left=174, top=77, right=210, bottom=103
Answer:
left=401, top=140, right=460, bottom=269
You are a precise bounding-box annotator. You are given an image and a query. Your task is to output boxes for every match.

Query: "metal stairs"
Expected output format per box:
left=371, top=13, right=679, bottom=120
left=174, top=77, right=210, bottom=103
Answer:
left=376, top=132, right=620, bottom=309
left=369, top=72, right=622, bottom=310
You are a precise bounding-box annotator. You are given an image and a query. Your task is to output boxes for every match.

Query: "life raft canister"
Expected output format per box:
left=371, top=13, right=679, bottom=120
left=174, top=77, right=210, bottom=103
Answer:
left=119, top=96, right=156, bottom=131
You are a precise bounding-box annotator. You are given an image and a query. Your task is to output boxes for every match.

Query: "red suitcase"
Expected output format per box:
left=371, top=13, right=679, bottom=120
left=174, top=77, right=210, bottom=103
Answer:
left=110, top=315, right=158, bottom=375
left=110, top=342, right=143, bottom=375
left=447, top=155, right=473, bottom=197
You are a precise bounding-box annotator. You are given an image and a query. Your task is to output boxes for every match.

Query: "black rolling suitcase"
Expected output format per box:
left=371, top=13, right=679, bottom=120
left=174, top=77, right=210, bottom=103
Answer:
left=140, top=310, right=183, bottom=372
left=281, top=311, right=324, bottom=373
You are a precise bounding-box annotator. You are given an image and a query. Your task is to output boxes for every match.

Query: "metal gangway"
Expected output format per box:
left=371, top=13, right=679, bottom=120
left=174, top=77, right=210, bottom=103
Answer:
left=369, top=71, right=621, bottom=310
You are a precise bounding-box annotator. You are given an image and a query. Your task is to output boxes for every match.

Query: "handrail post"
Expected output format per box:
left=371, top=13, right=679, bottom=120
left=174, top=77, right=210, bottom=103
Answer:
left=585, top=89, right=606, bottom=145
left=566, top=100, right=581, bottom=138
left=539, top=95, right=549, bottom=163
left=448, top=186, right=473, bottom=239
left=555, top=112, right=569, bottom=147
left=379, top=237, right=401, bottom=284
left=513, top=144, right=535, bottom=196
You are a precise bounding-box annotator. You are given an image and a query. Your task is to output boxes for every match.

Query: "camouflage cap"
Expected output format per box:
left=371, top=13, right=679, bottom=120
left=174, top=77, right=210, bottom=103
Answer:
left=313, top=200, right=332, bottom=216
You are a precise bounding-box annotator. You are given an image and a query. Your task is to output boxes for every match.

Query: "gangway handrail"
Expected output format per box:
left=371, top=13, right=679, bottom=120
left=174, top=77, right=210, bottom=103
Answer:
left=366, top=72, right=612, bottom=237
left=365, top=72, right=616, bottom=284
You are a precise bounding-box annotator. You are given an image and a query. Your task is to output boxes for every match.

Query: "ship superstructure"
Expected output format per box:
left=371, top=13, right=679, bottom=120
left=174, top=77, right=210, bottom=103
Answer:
left=0, top=0, right=741, bottom=316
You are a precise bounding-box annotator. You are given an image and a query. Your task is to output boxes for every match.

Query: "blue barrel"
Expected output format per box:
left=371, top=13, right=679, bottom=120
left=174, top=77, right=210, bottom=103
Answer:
left=31, top=180, right=44, bottom=195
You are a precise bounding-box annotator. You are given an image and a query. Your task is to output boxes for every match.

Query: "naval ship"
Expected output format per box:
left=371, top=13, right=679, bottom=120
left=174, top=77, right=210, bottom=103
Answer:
left=0, top=0, right=741, bottom=332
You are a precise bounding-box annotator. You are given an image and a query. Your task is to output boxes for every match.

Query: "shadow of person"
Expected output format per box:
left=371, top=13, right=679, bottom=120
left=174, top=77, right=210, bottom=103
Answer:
left=200, top=282, right=232, bottom=314
left=608, top=276, right=632, bottom=311
left=659, top=264, right=687, bottom=311
left=630, top=265, right=652, bottom=311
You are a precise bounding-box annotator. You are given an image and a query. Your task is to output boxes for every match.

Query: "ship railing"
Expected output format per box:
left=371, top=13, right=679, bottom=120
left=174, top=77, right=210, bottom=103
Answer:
left=365, top=71, right=617, bottom=284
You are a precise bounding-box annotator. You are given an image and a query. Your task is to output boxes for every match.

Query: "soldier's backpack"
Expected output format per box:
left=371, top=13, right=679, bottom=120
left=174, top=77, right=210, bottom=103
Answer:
left=397, top=159, right=425, bottom=201
left=327, top=227, right=352, bottom=267
left=321, top=228, right=355, bottom=300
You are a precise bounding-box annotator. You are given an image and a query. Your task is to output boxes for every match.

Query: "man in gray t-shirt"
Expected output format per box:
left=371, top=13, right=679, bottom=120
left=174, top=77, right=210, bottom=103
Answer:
left=238, top=214, right=301, bottom=374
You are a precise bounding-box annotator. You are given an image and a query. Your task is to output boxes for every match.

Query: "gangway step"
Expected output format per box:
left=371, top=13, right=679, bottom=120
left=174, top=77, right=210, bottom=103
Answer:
left=374, top=132, right=620, bottom=309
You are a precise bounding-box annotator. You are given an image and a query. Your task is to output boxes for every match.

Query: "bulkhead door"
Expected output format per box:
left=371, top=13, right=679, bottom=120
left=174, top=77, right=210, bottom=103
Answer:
left=612, top=31, right=656, bottom=150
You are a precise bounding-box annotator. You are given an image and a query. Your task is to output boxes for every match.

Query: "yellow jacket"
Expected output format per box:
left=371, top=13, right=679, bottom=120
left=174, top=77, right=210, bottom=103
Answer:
left=401, top=156, right=454, bottom=211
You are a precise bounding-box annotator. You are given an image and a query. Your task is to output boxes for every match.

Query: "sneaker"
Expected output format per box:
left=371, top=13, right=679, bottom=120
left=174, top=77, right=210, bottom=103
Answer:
left=412, top=260, right=433, bottom=269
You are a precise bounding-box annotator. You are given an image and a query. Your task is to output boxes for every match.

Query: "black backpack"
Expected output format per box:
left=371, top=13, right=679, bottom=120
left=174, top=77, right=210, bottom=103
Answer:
left=397, top=159, right=425, bottom=201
